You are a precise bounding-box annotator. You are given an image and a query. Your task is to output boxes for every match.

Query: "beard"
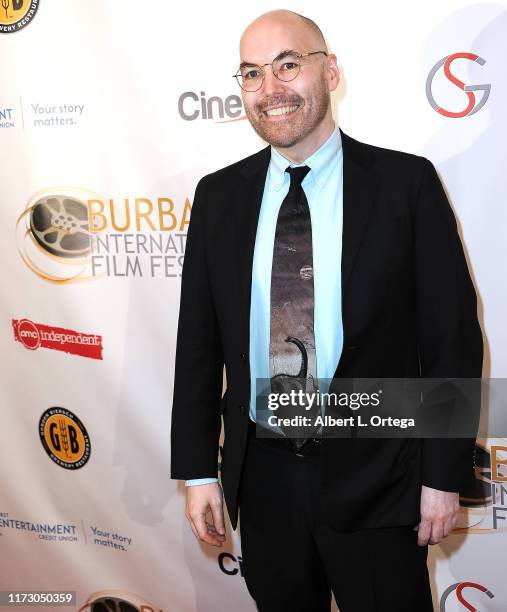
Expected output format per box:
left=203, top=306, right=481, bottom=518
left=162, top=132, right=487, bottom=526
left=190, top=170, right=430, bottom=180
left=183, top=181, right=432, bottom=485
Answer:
left=243, top=75, right=330, bottom=149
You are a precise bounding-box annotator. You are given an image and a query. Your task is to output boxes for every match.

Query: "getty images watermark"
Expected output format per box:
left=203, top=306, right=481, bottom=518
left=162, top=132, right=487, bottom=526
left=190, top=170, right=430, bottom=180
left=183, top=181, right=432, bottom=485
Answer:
left=250, top=377, right=503, bottom=439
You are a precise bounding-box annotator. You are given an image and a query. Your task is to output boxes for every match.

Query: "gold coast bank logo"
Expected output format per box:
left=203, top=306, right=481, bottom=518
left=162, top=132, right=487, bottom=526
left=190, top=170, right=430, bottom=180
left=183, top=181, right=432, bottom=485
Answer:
left=79, top=590, right=163, bottom=611
left=39, top=407, right=91, bottom=470
left=426, top=52, right=490, bottom=118
left=0, top=0, right=40, bottom=34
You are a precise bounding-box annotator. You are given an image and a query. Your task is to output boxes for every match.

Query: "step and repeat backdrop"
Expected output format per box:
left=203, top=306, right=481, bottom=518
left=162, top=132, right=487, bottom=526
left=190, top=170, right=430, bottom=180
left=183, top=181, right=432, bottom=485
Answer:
left=1, top=1, right=506, bottom=610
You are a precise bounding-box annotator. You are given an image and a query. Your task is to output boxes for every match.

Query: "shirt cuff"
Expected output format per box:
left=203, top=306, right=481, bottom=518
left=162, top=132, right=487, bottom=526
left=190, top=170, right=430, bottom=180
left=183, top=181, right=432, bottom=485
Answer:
left=185, top=477, right=219, bottom=486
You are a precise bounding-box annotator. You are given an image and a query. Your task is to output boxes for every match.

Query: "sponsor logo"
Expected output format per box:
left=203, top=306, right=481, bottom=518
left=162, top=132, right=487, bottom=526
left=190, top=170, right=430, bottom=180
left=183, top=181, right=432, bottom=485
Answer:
left=0, top=0, right=40, bottom=34
left=79, top=591, right=163, bottom=611
left=17, top=187, right=190, bottom=281
left=39, top=407, right=91, bottom=469
left=426, top=52, right=490, bottom=118
left=218, top=552, right=245, bottom=577
left=0, top=510, right=78, bottom=543
left=178, top=91, right=247, bottom=123
left=457, top=439, right=507, bottom=532
left=440, top=581, right=494, bottom=611
left=0, top=106, right=15, bottom=128
left=12, top=318, right=103, bottom=360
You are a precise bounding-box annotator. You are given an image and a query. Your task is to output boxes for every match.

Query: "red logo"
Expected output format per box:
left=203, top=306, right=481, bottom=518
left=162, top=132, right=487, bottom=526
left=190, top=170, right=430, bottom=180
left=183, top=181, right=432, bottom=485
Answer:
left=12, top=318, right=103, bottom=360
left=440, top=581, right=494, bottom=611
left=426, top=52, right=490, bottom=118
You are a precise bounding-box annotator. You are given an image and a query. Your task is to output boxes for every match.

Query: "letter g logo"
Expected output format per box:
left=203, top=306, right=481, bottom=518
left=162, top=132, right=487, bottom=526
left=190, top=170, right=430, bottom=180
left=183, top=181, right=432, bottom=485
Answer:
left=426, top=52, right=490, bottom=118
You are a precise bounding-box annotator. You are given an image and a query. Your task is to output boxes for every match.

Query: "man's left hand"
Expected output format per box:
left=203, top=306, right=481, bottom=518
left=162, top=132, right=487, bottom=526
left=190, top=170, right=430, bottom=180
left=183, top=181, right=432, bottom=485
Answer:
left=414, top=485, right=459, bottom=546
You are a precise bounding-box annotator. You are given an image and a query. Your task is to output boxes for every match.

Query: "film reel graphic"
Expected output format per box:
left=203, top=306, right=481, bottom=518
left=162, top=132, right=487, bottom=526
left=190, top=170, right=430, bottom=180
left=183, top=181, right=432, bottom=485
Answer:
left=78, top=590, right=162, bottom=612
left=31, top=195, right=91, bottom=258
left=16, top=187, right=106, bottom=284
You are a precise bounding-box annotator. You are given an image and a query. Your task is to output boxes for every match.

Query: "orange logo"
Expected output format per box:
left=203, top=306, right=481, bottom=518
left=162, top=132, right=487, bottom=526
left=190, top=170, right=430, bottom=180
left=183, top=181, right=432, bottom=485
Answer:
left=39, top=408, right=91, bottom=469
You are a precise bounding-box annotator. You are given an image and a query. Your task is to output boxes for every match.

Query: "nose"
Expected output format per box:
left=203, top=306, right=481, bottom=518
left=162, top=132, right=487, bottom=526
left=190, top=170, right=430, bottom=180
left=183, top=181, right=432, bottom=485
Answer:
left=261, top=65, right=286, bottom=96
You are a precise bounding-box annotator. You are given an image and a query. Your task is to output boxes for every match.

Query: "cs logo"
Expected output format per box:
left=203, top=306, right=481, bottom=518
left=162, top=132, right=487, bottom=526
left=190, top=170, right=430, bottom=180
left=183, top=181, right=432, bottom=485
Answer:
left=426, top=52, right=490, bottom=118
left=440, top=581, right=494, bottom=611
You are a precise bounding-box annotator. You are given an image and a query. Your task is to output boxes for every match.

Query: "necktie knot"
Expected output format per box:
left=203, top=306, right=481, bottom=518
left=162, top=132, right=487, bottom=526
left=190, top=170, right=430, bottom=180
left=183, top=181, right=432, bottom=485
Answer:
left=285, top=165, right=311, bottom=187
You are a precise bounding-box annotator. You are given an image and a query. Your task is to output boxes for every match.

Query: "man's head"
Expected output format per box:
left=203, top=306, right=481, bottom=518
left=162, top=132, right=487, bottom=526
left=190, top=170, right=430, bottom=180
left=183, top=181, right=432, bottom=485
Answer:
left=238, top=9, right=339, bottom=160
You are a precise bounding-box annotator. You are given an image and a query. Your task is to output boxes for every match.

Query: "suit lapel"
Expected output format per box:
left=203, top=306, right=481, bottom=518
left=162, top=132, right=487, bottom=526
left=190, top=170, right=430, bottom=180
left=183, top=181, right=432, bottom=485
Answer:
left=232, top=128, right=379, bottom=339
left=234, top=145, right=271, bottom=320
left=339, top=128, right=379, bottom=299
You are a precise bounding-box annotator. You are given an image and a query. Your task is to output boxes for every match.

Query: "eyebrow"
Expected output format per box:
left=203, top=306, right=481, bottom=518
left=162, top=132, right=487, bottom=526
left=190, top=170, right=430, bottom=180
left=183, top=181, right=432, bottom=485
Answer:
left=239, top=49, right=296, bottom=69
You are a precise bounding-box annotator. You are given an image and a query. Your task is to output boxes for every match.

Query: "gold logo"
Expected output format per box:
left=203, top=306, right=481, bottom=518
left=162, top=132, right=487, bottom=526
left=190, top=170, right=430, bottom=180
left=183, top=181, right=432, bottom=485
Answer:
left=39, top=407, right=91, bottom=469
left=0, top=0, right=40, bottom=34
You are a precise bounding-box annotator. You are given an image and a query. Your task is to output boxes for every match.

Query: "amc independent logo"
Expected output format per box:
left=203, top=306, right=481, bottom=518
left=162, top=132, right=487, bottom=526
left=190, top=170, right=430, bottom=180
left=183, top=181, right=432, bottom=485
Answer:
left=39, top=408, right=91, bottom=470
left=12, top=318, right=103, bottom=360
left=0, top=0, right=40, bottom=34
left=426, top=52, right=491, bottom=118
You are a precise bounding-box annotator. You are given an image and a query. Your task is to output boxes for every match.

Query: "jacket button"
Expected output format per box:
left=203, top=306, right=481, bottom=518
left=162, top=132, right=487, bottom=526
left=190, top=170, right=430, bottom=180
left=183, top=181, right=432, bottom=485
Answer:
left=240, top=352, right=247, bottom=363
left=239, top=404, right=246, bottom=415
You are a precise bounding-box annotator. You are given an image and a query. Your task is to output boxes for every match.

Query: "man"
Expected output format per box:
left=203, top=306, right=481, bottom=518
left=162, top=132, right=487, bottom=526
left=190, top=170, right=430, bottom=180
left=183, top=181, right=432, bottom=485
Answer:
left=171, top=9, right=483, bottom=611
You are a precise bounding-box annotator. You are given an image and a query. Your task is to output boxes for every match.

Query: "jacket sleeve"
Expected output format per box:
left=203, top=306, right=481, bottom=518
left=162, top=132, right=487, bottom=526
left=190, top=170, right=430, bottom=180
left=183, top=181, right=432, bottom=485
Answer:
left=170, top=175, right=224, bottom=481
left=414, top=157, right=483, bottom=492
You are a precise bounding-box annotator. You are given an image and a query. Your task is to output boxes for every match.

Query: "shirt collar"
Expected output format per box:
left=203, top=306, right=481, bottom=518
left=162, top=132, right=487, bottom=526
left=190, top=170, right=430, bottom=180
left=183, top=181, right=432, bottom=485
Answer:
left=269, top=122, right=342, bottom=191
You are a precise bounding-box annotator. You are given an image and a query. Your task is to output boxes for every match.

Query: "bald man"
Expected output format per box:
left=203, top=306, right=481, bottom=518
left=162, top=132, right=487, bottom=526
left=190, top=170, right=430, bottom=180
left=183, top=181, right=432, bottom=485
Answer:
left=171, top=9, right=483, bottom=612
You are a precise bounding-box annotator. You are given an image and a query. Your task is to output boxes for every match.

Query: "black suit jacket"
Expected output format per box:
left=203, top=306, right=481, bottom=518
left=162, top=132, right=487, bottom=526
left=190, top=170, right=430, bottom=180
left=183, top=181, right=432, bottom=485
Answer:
left=170, top=128, right=483, bottom=532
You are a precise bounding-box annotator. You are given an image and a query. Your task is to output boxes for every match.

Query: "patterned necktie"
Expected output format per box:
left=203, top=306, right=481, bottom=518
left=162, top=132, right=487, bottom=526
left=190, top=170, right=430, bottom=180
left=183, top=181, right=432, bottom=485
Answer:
left=269, top=165, right=319, bottom=452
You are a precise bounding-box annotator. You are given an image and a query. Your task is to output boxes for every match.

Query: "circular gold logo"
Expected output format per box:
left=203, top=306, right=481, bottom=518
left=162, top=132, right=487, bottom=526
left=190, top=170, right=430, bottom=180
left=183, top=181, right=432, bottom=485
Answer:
left=39, top=407, right=91, bottom=469
left=0, top=0, right=40, bottom=34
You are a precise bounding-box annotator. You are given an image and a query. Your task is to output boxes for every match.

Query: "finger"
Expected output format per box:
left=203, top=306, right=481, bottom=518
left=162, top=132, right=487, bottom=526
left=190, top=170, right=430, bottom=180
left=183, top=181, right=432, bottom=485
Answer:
left=417, top=519, right=432, bottom=546
left=210, top=500, right=226, bottom=538
left=193, top=512, right=223, bottom=546
left=188, top=520, right=200, bottom=540
left=429, top=520, right=444, bottom=545
left=207, top=524, right=226, bottom=539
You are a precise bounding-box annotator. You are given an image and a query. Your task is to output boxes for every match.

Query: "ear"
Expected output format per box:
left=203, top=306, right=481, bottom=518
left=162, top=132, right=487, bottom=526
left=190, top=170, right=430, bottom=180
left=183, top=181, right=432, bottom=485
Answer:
left=326, top=53, right=340, bottom=92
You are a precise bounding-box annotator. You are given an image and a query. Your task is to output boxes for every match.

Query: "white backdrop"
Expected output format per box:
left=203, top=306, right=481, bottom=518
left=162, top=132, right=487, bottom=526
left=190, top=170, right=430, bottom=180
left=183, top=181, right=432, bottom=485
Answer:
left=1, top=1, right=506, bottom=610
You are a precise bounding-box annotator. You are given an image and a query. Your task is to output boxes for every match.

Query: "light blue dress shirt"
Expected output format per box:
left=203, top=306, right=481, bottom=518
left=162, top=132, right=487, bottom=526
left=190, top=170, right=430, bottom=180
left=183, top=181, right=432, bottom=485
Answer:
left=186, top=122, right=344, bottom=486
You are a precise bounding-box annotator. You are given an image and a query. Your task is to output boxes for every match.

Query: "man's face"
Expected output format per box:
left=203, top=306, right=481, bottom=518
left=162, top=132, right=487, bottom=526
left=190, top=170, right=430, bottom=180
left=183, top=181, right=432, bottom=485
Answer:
left=239, top=22, right=331, bottom=149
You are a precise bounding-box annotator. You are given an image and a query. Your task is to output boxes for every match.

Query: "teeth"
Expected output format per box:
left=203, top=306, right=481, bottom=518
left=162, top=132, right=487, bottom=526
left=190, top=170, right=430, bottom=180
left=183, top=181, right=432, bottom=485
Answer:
left=265, top=105, right=299, bottom=116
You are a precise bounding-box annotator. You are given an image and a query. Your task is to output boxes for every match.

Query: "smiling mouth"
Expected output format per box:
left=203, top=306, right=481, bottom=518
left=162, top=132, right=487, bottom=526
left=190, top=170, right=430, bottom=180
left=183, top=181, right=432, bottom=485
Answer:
left=263, top=104, right=301, bottom=118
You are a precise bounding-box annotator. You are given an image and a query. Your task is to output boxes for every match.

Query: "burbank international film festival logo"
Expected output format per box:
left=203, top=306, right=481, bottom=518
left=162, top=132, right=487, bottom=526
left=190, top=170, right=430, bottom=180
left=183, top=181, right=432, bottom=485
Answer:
left=39, top=407, right=91, bottom=469
left=0, top=0, right=40, bottom=34
left=456, top=439, right=507, bottom=534
left=16, top=186, right=191, bottom=283
left=78, top=590, right=163, bottom=612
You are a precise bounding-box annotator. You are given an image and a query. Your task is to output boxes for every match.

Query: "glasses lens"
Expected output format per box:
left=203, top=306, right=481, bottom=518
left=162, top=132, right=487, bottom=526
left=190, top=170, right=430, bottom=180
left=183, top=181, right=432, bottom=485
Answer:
left=238, top=65, right=263, bottom=91
left=273, top=53, right=301, bottom=81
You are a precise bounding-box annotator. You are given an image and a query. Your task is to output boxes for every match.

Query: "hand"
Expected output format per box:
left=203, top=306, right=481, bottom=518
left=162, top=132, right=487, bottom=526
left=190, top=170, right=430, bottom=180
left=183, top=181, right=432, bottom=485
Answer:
left=414, top=485, right=459, bottom=546
left=185, top=482, right=227, bottom=547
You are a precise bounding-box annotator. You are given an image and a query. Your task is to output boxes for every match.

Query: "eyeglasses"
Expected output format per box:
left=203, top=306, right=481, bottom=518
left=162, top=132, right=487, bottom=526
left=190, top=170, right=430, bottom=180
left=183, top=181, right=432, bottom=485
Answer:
left=233, top=50, right=328, bottom=92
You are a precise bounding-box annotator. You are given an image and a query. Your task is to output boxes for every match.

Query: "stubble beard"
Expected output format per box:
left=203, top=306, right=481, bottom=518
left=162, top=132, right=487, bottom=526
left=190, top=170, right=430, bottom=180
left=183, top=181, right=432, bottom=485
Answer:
left=243, top=76, right=330, bottom=149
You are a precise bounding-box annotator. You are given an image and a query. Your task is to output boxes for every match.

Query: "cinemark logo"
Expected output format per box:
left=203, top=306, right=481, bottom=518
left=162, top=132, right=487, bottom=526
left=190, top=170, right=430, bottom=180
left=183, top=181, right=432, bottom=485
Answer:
left=12, top=318, right=103, bottom=360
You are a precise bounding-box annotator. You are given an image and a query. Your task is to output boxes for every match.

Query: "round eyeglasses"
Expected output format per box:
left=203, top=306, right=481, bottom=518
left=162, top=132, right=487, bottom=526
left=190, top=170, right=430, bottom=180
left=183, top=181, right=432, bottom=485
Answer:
left=233, top=50, right=328, bottom=92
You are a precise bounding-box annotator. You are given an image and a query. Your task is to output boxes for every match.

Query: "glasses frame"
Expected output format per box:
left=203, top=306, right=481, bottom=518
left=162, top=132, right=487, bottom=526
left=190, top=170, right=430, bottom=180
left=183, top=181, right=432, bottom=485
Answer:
left=233, top=50, right=328, bottom=92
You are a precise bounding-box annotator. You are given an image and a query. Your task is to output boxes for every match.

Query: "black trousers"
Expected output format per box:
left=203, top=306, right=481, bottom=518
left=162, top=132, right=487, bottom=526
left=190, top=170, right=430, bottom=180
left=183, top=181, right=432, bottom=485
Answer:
left=237, top=421, right=434, bottom=612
